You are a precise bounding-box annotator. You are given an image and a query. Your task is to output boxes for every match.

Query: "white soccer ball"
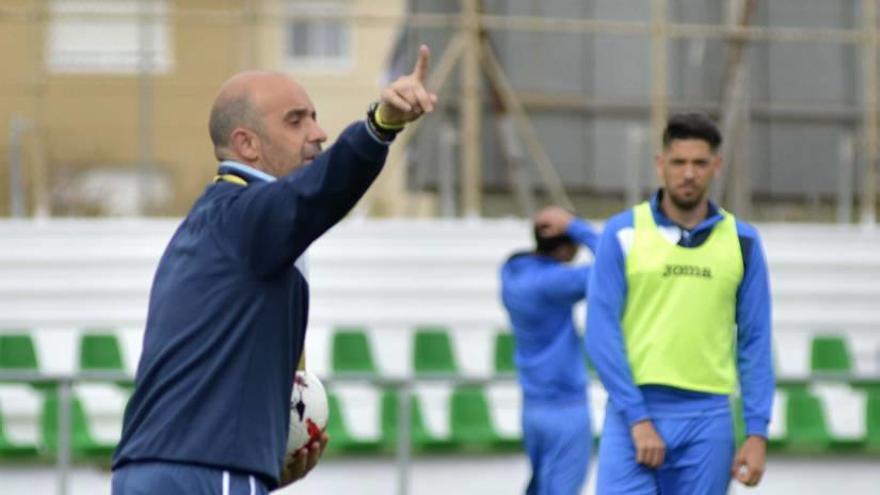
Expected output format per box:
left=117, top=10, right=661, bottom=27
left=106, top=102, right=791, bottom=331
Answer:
left=287, top=370, right=329, bottom=453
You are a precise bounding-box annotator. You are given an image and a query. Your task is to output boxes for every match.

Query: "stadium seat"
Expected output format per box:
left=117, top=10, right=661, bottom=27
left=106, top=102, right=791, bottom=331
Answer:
left=41, top=390, right=116, bottom=459
left=79, top=332, right=124, bottom=371
left=379, top=385, right=458, bottom=452
left=413, top=328, right=458, bottom=375
left=323, top=392, right=381, bottom=454
left=866, top=390, right=880, bottom=453
left=493, top=332, right=515, bottom=374
left=331, top=328, right=377, bottom=375
left=0, top=334, right=38, bottom=371
left=0, top=333, right=55, bottom=393
left=810, top=335, right=852, bottom=374
left=380, top=389, right=400, bottom=449
left=450, top=386, right=494, bottom=447
left=0, top=384, right=43, bottom=458
left=784, top=388, right=832, bottom=452
left=450, top=386, right=517, bottom=450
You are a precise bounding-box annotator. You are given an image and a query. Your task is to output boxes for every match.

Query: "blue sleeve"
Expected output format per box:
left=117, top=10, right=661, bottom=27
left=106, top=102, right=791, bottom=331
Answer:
left=585, top=211, right=649, bottom=426
left=225, top=121, right=388, bottom=276
left=529, top=219, right=600, bottom=303
left=735, top=222, right=775, bottom=438
left=567, top=218, right=600, bottom=253
left=534, top=264, right=591, bottom=304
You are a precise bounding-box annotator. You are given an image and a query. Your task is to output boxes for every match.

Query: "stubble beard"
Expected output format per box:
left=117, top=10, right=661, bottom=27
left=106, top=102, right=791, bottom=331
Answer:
left=667, top=187, right=705, bottom=211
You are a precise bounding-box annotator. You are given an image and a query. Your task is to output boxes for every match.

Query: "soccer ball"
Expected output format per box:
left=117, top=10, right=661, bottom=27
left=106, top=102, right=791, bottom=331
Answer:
left=287, top=370, right=329, bottom=453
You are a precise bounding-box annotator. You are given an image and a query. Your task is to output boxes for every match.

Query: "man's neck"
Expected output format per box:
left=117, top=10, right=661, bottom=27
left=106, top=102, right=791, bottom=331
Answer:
left=660, top=193, right=709, bottom=230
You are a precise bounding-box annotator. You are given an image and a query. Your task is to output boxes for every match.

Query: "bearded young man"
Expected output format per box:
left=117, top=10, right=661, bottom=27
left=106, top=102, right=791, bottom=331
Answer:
left=586, top=113, right=774, bottom=494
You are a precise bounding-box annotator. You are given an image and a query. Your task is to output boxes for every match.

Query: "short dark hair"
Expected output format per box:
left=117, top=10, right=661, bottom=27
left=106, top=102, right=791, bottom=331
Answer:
left=662, top=112, right=722, bottom=152
left=208, top=94, right=265, bottom=157
left=533, top=226, right=574, bottom=255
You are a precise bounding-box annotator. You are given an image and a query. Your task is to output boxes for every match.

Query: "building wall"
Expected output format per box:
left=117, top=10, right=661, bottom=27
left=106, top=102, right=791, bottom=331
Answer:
left=0, top=0, right=404, bottom=216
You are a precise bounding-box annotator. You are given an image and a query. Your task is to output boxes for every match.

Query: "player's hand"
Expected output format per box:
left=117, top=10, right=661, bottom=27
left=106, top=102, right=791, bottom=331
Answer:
left=731, top=435, right=767, bottom=487
left=534, top=206, right=575, bottom=238
left=377, top=44, right=437, bottom=126
left=280, top=432, right=329, bottom=486
left=630, top=420, right=665, bottom=469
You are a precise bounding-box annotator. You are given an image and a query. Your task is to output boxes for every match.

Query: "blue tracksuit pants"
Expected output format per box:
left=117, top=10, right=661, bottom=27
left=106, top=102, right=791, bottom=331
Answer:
left=112, top=461, right=270, bottom=495
left=523, top=398, right=592, bottom=495
left=596, top=402, right=734, bottom=495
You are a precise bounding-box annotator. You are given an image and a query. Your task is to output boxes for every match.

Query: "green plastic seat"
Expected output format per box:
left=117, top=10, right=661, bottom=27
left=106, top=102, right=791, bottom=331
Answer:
left=331, top=328, right=377, bottom=375
left=450, top=386, right=495, bottom=448
left=494, top=332, right=516, bottom=374
left=784, top=388, right=832, bottom=453
left=810, top=335, right=852, bottom=374
left=0, top=334, right=54, bottom=391
left=450, top=386, right=519, bottom=450
left=380, top=389, right=457, bottom=451
left=79, top=332, right=124, bottom=371
left=380, top=389, right=400, bottom=449
left=0, top=415, right=40, bottom=458
left=323, top=392, right=380, bottom=454
left=0, top=387, right=41, bottom=458
left=0, top=334, right=38, bottom=370
left=413, top=328, right=457, bottom=375
left=865, top=390, right=880, bottom=453
left=42, top=389, right=116, bottom=459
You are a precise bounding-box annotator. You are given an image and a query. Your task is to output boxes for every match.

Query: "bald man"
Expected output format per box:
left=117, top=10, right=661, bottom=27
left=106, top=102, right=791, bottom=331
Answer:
left=111, top=47, right=436, bottom=494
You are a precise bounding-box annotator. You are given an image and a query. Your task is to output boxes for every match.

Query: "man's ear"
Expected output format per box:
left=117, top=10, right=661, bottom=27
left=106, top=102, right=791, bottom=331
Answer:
left=712, top=153, right=724, bottom=177
left=229, top=127, right=260, bottom=162
left=653, top=152, right=665, bottom=182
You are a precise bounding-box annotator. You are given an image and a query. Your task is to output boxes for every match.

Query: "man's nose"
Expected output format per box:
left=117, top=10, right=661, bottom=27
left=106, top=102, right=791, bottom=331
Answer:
left=309, top=122, right=328, bottom=143
left=683, top=164, right=696, bottom=179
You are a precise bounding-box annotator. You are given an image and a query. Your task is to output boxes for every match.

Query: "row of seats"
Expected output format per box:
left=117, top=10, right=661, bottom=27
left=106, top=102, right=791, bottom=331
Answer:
left=327, top=383, right=880, bottom=456
left=0, top=328, right=869, bottom=377
left=0, top=330, right=878, bottom=460
left=2, top=379, right=878, bottom=460
left=0, top=332, right=126, bottom=372
left=332, top=328, right=867, bottom=376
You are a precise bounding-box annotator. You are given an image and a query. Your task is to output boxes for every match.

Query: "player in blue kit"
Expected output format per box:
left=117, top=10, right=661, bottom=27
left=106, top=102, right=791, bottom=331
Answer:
left=111, top=46, right=437, bottom=494
left=500, top=206, right=600, bottom=495
left=586, top=113, right=774, bottom=494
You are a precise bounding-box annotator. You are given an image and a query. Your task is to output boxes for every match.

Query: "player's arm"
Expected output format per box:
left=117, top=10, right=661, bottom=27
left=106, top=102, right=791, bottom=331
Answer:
left=731, top=224, right=774, bottom=487
left=566, top=217, right=601, bottom=253
left=533, top=264, right=590, bottom=304
left=586, top=214, right=665, bottom=468
left=229, top=46, right=436, bottom=277
left=530, top=218, right=601, bottom=303
left=226, top=124, right=388, bottom=277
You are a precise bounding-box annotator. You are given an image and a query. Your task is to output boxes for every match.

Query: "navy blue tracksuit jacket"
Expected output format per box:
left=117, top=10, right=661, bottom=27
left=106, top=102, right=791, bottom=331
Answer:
left=112, top=121, right=389, bottom=488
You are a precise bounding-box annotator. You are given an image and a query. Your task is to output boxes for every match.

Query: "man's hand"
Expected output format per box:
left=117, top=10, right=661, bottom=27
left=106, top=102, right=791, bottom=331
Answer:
left=731, top=435, right=767, bottom=487
left=630, top=420, right=666, bottom=469
left=534, top=206, right=575, bottom=238
left=280, top=433, right=329, bottom=487
left=378, top=44, right=437, bottom=126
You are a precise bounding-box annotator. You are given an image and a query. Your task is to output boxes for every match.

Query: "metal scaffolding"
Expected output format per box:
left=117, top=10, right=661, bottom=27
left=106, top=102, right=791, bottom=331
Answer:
left=0, top=1, right=877, bottom=221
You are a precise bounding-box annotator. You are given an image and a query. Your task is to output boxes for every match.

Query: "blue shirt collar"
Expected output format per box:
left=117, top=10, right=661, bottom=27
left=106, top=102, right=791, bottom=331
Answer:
left=218, top=160, right=277, bottom=183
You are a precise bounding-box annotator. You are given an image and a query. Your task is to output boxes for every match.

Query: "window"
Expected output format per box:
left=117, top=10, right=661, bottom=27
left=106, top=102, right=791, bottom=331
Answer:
left=284, top=1, right=352, bottom=72
left=46, top=0, right=173, bottom=74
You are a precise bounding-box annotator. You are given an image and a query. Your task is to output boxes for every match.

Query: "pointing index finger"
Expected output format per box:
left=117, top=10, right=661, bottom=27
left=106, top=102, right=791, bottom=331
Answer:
left=412, top=44, right=431, bottom=82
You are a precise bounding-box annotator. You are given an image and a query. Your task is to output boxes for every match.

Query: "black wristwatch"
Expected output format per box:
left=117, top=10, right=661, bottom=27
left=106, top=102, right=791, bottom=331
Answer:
left=366, top=101, right=403, bottom=142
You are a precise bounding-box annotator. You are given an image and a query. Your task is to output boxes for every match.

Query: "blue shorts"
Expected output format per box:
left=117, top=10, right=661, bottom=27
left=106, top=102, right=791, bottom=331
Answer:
left=522, top=398, right=592, bottom=495
left=111, top=461, right=269, bottom=495
left=596, top=402, right=734, bottom=495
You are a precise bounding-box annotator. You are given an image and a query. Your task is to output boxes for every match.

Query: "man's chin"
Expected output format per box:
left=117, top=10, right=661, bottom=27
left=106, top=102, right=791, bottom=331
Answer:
left=669, top=193, right=703, bottom=211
